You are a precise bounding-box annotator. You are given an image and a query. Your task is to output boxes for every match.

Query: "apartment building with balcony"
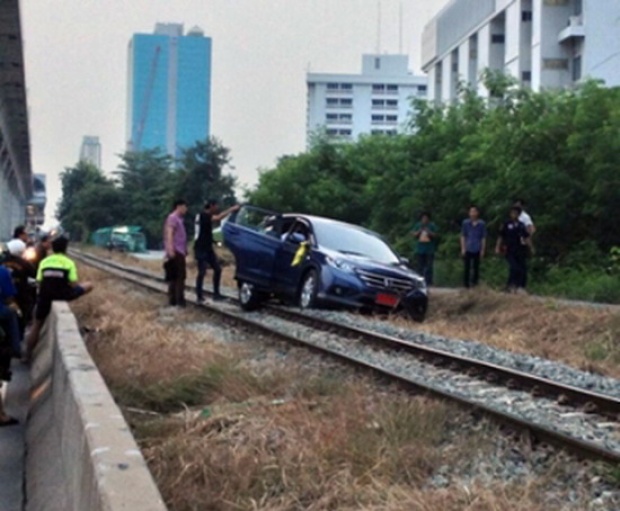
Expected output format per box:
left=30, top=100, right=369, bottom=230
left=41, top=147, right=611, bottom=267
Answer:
left=422, top=0, right=620, bottom=103
left=306, top=55, right=427, bottom=143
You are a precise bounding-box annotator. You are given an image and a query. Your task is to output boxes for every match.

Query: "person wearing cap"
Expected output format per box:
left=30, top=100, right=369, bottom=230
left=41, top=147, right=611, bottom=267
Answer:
left=2, top=239, right=36, bottom=334
left=23, top=236, right=93, bottom=363
left=194, top=200, right=240, bottom=302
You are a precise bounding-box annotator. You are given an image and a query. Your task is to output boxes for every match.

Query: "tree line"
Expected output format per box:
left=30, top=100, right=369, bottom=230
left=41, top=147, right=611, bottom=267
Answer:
left=247, top=75, right=620, bottom=301
left=57, top=138, right=237, bottom=247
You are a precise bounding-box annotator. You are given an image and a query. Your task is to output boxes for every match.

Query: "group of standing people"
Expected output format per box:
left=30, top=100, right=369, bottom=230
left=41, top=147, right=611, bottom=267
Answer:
left=0, top=228, right=93, bottom=427
left=412, top=200, right=536, bottom=292
left=163, top=199, right=239, bottom=307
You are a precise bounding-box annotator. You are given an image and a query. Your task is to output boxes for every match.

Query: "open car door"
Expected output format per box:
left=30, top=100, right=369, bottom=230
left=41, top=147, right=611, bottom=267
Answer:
left=223, top=205, right=284, bottom=290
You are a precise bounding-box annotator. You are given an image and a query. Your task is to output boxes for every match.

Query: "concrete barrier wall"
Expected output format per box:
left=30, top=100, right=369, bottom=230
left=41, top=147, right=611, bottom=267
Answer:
left=25, top=303, right=167, bottom=511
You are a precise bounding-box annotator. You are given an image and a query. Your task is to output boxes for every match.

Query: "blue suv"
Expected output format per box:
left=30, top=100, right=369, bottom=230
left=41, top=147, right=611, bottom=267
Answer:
left=223, top=205, right=428, bottom=321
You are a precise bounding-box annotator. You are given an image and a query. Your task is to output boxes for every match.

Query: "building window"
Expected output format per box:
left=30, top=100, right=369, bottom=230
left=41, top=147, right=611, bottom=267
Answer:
left=386, top=84, right=399, bottom=93
left=327, top=83, right=339, bottom=90
left=372, top=84, right=385, bottom=93
left=386, top=99, right=398, bottom=109
left=340, top=98, right=353, bottom=107
left=372, top=99, right=385, bottom=109
left=522, top=70, right=532, bottom=82
left=543, top=58, right=569, bottom=70
left=339, top=129, right=352, bottom=136
left=418, top=85, right=428, bottom=92
left=326, top=98, right=339, bottom=107
left=326, top=129, right=338, bottom=136
left=491, top=34, right=505, bottom=44
left=375, top=57, right=381, bottom=70
left=326, top=113, right=338, bottom=121
left=341, top=83, right=353, bottom=90
left=386, top=115, right=398, bottom=123
left=522, top=11, right=533, bottom=21
left=371, top=115, right=385, bottom=124
left=572, top=56, right=582, bottom=81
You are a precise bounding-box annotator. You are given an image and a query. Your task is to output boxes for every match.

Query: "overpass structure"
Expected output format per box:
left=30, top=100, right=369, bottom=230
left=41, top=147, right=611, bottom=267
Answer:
left=0, top=0, right=32, bottom=239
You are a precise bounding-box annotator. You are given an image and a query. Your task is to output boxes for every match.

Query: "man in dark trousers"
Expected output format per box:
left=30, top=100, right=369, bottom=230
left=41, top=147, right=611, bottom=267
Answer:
left=164, top=199, right=189, bottom=307
left=496, top=206, right=530, bottom=293
left=194, top=199, right=240, bottom=302
left=411, top=212, right=438, bottom=286
left=460, top=205, right=487, bottom=288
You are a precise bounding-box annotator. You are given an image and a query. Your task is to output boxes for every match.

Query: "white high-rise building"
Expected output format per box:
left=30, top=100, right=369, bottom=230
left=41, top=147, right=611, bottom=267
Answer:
left=306, top=55, right=427, bottom=143
left=79, top=136, right=102, bottom=168
left=422, top=0, right=620, bottom=103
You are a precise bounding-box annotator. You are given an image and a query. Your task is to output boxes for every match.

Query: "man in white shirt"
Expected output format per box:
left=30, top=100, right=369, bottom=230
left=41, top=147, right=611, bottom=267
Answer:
left=514, top=199, right=535, bottom=236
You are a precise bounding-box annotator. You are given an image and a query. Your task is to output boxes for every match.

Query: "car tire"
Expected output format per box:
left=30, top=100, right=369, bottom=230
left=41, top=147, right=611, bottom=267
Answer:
left=405, top=302, right=427, bottom=322
left=238, top=281, right=263, bottom=311
left=299, top=270, right=319, bottom=310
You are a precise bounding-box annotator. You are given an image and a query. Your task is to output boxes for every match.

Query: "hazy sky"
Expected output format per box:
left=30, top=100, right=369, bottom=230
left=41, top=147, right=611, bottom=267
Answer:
left=21, top=0, right=446, bottom=219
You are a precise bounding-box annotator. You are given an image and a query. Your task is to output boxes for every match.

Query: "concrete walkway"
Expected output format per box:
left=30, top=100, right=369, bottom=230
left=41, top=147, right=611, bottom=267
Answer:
left=0, top=360, right=29, bottom=510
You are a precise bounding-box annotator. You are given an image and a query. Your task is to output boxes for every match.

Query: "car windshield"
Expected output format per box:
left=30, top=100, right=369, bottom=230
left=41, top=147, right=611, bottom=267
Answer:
left=312, top=221, right=400, bottom=264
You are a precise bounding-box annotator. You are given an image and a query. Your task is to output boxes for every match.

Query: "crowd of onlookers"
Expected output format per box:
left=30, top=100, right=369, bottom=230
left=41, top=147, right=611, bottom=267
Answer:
left=412, top=200, right=536, bottom=291
left=0, top=227, right=92, bottom=427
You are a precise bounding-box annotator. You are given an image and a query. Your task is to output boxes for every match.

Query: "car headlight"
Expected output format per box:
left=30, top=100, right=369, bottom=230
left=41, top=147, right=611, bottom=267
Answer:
left=415, top=277, right=427, bottom=291
left=326, top=256, right=355, bottom=273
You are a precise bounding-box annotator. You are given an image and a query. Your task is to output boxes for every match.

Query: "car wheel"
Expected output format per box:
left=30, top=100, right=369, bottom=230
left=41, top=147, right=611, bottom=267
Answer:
left=238, top=281, right=263, bottom=311
left=299, top=270, right=319, bottom=310
left=405, top=302, right=427, bottom=322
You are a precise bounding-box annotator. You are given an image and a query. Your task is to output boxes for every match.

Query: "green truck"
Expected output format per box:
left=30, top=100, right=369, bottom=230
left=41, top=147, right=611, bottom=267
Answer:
left=91, top=226, right=147, bottom=253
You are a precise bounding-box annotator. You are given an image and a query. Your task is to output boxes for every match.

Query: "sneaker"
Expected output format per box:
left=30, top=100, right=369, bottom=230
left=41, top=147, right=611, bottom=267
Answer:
left=196, top=296, right=206, bottom=303
left=212, top=294, right=225, bottom=302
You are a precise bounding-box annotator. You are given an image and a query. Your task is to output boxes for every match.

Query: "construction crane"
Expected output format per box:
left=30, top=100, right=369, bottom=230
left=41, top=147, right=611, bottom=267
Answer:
left=133, top=45, right=161, bottom=151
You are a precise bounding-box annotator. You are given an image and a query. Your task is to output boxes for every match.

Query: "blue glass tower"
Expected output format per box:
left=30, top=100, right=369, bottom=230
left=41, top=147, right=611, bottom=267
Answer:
left=127, top=24, right=212, bottom=156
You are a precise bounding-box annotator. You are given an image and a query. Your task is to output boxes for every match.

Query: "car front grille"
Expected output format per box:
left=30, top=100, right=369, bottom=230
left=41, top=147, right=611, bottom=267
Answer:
left=356, top=269, right=421, bottom=294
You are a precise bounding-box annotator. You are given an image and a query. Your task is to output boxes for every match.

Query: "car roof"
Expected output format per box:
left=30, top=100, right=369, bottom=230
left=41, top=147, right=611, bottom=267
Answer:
left=283, top=214, right=377, bottom=236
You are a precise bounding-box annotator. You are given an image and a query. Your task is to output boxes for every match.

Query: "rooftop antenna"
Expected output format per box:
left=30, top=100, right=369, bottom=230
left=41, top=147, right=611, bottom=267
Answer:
left=399, top=1, right=404, bottom=54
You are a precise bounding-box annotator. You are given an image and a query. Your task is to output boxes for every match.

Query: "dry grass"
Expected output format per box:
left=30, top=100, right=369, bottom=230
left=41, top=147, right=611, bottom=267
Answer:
left=70, top=265, right=607, bottom=510
left=411, top=287, right=620, bottom=378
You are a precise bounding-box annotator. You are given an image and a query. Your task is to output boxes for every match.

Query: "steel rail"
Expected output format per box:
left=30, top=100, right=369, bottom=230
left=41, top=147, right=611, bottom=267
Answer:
left=71, top=250, right=620, bottom=464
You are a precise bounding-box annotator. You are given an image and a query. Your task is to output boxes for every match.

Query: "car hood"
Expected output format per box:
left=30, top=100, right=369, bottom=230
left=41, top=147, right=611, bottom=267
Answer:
left=320, top=247, right=423, bottom=281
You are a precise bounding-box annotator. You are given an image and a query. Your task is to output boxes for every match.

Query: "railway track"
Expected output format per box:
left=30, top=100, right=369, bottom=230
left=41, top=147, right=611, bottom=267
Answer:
left=71, top=249, right=620, bottom=465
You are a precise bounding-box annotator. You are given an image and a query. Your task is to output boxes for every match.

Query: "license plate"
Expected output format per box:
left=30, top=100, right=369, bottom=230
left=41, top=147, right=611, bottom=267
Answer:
left=376, top=293, right=399, bottom=307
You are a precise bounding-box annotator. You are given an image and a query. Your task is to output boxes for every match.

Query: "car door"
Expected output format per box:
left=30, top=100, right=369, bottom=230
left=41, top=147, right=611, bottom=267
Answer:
left=273, top=219, right=313, bottom=297
left=223, top=205, right=283, bottom=290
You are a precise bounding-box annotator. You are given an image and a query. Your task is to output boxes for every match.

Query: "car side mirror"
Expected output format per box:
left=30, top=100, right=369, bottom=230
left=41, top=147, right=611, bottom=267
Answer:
left=289, top=232, right=305, bottom=244
left=399, top=257, right=410, bottom=266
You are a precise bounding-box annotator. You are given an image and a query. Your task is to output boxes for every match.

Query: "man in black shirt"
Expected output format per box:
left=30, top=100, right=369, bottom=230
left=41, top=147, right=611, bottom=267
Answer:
left=496, top=206, right=530, bottom=293
left=194, top=200, right=240, bottom=302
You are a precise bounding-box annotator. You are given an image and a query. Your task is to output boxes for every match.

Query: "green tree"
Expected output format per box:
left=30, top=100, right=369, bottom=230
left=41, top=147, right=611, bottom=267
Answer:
left=115, top=148, right=176, bottom=247
left=57, top=161, right=122, bottom=240
left=175, top=138, right=237, bottom=218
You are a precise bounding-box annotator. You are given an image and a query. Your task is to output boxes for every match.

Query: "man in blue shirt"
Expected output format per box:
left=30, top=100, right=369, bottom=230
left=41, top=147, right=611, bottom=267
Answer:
left=460, top=205, right=487, bottom=288
left=0, top=265, right=20, bottom=427
left=0, top=265, right=21, bottom=356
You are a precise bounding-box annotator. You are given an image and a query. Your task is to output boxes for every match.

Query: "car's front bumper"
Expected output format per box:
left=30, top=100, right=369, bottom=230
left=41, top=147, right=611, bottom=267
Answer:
left=317, top=267, right=428, bottom=315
